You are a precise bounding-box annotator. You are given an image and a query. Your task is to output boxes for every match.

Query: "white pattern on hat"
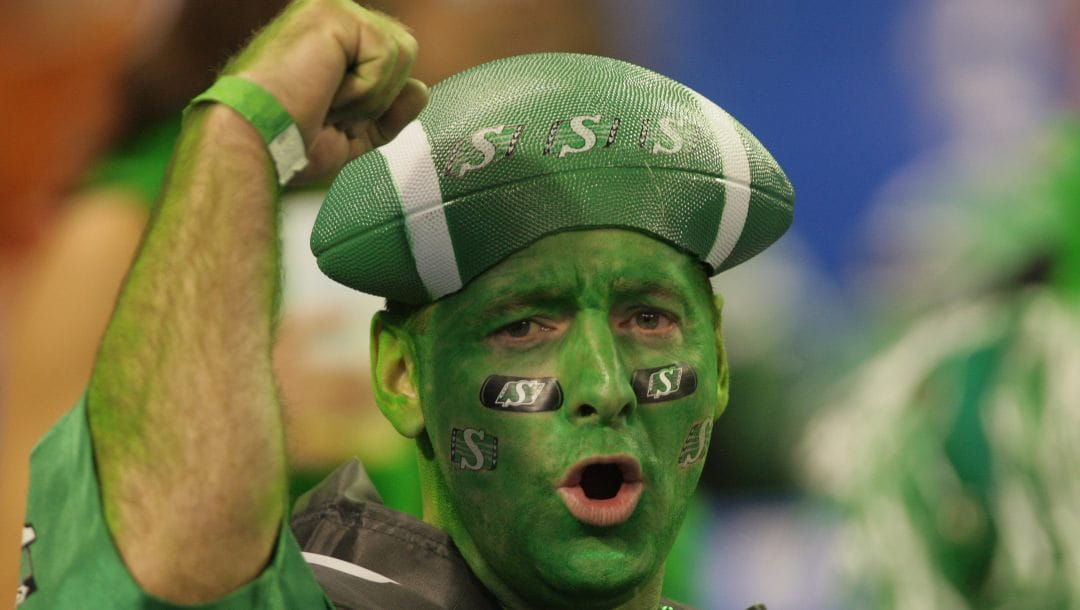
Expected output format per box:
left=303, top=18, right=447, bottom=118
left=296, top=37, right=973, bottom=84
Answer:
left=381, top=120, right=463, bottom=299
left=692, top=90, right=752, bottom=271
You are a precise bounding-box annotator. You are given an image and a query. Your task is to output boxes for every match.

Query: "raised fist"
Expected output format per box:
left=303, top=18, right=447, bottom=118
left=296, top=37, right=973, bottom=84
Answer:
left=225, top=0, right=428, bottom=182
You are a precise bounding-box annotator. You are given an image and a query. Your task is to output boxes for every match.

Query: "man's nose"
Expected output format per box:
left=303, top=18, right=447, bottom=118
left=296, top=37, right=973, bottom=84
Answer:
left=558, top=310, right=636, bottom=425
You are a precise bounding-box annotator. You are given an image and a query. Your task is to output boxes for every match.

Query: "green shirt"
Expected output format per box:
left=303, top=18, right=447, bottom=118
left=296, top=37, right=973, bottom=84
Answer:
left=17, top=396, right=331, bottom=609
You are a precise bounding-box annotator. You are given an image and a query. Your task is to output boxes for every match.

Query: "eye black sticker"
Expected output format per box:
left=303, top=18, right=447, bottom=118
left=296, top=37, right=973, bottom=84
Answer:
left=450, top=427, right=498, bottom=471
left=631, top=362, right=697, bottom=403
left=678, top=418, right=712, bottom=467
left=479, top=375, right=563, bottom=413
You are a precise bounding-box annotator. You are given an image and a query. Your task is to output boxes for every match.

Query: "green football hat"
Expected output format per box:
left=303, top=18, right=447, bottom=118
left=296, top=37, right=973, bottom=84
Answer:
left=312, top=52, right=794, bottom=304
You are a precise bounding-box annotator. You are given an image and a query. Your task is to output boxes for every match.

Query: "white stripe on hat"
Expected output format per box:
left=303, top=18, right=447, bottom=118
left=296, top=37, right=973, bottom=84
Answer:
left=692, top=92, right=752, bottom=270
left=381, top=120, right=463, bottom=298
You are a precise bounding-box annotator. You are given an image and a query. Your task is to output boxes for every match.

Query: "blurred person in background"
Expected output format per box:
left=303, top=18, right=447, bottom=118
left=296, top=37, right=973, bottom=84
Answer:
left=0, top=0, right=135, bottom=261
left=801, top=0, right=1080, bottom=607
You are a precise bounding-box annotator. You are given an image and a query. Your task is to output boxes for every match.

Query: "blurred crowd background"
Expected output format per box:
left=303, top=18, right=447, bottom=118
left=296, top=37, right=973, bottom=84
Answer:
left=2, top=0, right=1078, bottom=608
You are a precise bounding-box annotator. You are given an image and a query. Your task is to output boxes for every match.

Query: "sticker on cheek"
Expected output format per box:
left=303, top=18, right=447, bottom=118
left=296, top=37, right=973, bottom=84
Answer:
left=631, top=362, right=697, bottom=403
left=479, top=375, right=563, bottom=412
left=450, top=427, right=498, bottom=471
left=678, top=418, right=713, bottom=467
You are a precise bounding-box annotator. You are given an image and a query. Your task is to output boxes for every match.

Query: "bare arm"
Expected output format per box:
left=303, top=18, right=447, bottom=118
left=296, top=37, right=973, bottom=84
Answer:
left=85, top=0, right=425, bottom=602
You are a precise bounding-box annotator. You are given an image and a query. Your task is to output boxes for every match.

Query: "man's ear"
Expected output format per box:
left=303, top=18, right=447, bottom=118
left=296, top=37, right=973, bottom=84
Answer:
left=712, top=293, right=730, bottom=420
left=370, top=312, right=425, bottom=438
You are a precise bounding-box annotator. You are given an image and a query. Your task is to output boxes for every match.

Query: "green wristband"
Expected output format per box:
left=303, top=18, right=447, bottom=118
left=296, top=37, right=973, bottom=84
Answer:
left=186, top=75, right=309, bottom=186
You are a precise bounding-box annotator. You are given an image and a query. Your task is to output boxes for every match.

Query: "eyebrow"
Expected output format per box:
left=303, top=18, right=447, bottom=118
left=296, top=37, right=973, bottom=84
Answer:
left=474, top=286, right=570, bottom=322
left=609, top=277, right=689, bottom=306
left=468, top=276, right=696, bottom=324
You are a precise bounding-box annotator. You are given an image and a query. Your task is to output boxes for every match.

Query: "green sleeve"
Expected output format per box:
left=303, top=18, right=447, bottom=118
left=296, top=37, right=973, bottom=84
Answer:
left=17, top=395, right=331, bottom=609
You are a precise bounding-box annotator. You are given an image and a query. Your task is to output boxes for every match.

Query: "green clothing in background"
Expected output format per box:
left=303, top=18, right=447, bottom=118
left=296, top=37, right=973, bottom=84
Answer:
left=803, top=123, right=1080, bottom=609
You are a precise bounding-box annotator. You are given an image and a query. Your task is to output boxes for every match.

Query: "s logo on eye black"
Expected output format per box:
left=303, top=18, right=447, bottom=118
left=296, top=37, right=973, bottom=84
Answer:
left=480, top=375, right=563, bottom=412
left=631, top=362, right=697, bottom=403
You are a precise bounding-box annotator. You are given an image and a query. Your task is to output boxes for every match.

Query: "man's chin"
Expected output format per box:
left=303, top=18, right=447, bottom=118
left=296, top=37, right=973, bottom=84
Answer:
left=454, top=506, right=666, bottom=607
left=533, top=537, right=658, bottom=602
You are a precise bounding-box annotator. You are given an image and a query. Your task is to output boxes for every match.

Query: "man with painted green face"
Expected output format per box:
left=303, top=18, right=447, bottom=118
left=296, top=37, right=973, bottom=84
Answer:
left=359, top=230, right=726, bottom=608
left=16, top=1, right=792, bottom=609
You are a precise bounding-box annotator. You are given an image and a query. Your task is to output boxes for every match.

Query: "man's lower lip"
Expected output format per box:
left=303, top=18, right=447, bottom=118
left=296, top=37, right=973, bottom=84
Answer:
left=557, top=482, right=643, bottom=527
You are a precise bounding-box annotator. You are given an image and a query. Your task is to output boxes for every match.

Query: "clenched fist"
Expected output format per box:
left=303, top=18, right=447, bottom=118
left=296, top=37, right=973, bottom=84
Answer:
left=225, top=0, right=428, bottom=183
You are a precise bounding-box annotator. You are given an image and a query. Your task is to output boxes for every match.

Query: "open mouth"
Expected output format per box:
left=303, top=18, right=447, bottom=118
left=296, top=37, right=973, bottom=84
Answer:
left=556, top=456, right=643, bottom=527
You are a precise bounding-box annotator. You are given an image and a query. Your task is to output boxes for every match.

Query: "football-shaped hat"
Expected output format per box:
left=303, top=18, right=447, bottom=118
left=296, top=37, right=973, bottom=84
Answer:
left=312, top=52, right=794, bottom=304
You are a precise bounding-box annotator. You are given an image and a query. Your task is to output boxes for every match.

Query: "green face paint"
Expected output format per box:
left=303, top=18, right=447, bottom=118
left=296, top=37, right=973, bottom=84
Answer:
left=410, top=229, right=722, bottom=608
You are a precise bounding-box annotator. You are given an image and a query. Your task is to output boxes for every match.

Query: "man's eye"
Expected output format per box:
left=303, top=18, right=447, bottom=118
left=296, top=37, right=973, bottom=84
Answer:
left=622, top=309, right=677, bottom=334
left=503, top=320, right=534, bottom=338
left=635, top=312, right=662, bottom=330
left=489, top=317, right=564, bottom=347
